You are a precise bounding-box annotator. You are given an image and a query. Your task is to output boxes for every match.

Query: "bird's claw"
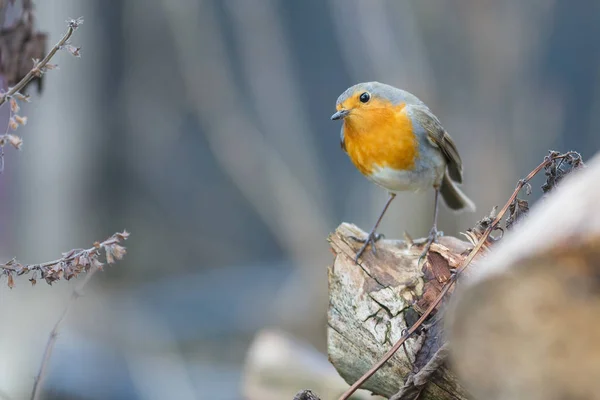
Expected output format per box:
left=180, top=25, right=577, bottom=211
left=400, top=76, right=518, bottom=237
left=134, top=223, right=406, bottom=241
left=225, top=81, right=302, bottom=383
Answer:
left=418, top=227, right=440, bottom=264
left=350, top=232, right=384, bottom=263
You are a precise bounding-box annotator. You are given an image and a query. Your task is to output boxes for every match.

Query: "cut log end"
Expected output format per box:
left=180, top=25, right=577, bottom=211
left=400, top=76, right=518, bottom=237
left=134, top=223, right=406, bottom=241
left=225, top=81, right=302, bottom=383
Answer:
left=327, top=223, right=470, bottom=399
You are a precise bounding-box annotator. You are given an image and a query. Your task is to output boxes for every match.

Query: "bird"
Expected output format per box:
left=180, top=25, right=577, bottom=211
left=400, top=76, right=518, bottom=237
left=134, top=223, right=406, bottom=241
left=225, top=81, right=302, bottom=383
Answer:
left=331, top=82, right=475, bottom=263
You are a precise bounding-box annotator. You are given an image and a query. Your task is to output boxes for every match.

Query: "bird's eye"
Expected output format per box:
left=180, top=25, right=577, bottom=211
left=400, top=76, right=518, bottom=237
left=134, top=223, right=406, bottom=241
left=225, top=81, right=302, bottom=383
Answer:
left=359, top=92, right=370, bottom=103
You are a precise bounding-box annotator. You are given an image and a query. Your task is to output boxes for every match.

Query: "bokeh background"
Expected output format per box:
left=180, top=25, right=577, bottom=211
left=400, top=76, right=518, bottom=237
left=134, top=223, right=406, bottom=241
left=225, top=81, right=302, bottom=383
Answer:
left=0, top=0, right=598, bottom=399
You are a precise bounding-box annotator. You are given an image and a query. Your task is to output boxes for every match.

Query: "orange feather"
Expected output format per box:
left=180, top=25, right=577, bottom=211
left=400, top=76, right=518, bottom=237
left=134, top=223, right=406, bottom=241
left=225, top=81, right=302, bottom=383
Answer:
left=341, top=99, right=418, bottom=176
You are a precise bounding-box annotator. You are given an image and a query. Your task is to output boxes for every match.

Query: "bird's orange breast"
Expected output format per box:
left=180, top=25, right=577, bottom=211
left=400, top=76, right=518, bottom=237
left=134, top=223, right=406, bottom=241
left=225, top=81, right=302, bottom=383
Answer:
left=342, top=102, right=418, bottom=176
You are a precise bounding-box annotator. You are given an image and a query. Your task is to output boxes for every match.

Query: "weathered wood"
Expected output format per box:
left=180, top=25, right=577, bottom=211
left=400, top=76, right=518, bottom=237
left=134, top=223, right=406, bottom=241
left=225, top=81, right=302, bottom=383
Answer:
left=448, top=154, right=600, bottom=400
left=328, top=223, right=471, bottom=399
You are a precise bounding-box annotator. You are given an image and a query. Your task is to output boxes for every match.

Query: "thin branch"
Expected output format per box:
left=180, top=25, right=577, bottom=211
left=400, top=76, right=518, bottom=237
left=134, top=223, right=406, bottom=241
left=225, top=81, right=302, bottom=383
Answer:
left=337, top=151, right=580, bottom=400
left=26, top=231, right=129, bottom=399
left=0, top=231, right=129, bottom=287
left=0, top=17, right=83, bottom=107
left=30, top=266, right=98, bottom=400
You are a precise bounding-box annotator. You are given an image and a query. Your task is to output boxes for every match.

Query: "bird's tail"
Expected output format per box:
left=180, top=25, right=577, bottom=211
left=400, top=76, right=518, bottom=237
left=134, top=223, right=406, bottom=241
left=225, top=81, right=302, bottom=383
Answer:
left=440, top=173, right=476, bottom=212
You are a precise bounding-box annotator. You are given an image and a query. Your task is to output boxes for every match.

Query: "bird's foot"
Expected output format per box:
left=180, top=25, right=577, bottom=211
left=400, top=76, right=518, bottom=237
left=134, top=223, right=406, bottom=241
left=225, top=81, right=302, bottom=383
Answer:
left=418, top=227, right=442, bottom=263
left=349, top=232, right=385, bottom=263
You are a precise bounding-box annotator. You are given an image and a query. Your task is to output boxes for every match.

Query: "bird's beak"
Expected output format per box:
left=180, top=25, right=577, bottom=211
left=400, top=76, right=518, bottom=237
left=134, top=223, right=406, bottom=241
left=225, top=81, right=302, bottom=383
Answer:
left=330, top=109, right=350, bottom=121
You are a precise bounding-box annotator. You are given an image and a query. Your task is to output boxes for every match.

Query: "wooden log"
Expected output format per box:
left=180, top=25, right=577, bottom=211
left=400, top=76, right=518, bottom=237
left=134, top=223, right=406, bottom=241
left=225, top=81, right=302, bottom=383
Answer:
left=327, top=223, right=471, bottom=399
left=448, top=154, right=600, bottom=400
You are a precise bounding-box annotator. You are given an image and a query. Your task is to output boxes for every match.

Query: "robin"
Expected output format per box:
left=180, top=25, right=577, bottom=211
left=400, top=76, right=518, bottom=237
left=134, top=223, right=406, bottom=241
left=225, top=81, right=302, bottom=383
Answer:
left=331, top=82, right=475, bottom=262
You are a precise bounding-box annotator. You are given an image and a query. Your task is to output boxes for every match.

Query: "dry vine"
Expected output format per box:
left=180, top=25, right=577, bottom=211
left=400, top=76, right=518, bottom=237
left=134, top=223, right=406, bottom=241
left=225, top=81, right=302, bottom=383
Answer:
left=335, top=150, right=583, bottom=400
left=294, top=151, right=584, bottom=400
left=334, top=150, right=583, bottom=400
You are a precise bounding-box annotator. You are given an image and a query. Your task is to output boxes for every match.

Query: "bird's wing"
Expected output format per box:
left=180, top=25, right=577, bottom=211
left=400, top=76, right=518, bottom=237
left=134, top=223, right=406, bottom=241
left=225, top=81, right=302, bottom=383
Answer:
left=340, top=126, right=347, bottom=152
left=408, top=105, right=463, bottom=183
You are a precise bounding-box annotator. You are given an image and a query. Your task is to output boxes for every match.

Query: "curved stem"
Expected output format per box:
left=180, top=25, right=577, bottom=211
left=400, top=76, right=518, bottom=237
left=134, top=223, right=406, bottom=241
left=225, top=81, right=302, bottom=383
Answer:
left=338, top=151, right=578, bottom=400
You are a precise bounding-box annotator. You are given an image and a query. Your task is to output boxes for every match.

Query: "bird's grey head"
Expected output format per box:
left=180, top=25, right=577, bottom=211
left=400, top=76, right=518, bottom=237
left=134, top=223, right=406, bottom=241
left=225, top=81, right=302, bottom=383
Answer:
left=331, top=82, right=424, bottom=120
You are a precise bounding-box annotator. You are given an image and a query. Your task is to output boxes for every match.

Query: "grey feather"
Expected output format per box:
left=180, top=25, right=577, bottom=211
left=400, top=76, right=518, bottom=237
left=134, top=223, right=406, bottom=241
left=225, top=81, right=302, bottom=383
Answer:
left=440, top=172, right=476, bottom=212
left=340, top=126, right=346, bottom=152
left=335, top=82, right=464, bottom=183
left=407, top=105, right=463, bottom=183
left=335, top=81, right=426, bottom=108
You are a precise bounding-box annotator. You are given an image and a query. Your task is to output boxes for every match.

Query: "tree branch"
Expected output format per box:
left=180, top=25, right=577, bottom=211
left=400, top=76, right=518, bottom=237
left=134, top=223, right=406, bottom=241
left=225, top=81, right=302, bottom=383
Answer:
left=0, top=16, right=82, bottom=107
left=1, top=231, right=129, bottom=287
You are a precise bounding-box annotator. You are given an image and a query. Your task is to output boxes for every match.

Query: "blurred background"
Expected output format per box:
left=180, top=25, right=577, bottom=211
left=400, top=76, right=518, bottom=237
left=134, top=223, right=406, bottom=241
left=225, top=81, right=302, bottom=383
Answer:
left=0, top=0, right=598, bottom=399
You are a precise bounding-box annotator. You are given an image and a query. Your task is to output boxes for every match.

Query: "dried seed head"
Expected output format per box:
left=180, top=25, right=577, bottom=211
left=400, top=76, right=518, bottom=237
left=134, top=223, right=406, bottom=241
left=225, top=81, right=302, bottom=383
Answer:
left=13, top=93, right=30, bottom=102
left=116, top=231, right=130, bottom=241
left=14, top=115, right=27, bottom=126
left=68, top=17, right=84, bottom=29
left=9, top=98, right=19, bottom=113
left=64, top=44, right=81, bottom=57
left=91, top=258, right=104, bottom=271
left=111, top=244, right=127, bottom=261
left=7, top=134, right=23, bottom=150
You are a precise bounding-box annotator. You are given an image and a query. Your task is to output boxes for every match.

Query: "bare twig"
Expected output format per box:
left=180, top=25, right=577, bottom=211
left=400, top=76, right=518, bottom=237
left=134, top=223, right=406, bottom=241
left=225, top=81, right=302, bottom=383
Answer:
left=337, top=151, right=580, bottom=400
left=0, top=16, right=83, bottom=107
left=0, top=230, right=129, bottom=287
left=30, top=266, right=98, bottom=400
left=0, top=16, right=82, bottom=171
left=27, top=231, right=129, bottom=399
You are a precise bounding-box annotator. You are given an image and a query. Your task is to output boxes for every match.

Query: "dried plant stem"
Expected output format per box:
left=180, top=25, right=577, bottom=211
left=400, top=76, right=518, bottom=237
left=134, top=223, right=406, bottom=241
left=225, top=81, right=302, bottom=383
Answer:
left=337, top=151, right=578, bottom=400
left=1, top=237, right=119, bottom=273
left=30, top=266, right=99, bottom=400
left=0, top=20, right=77, bottom=107
left=0, top=231, right=128, bottom=287
left=0, top=237, right=119, bottom=272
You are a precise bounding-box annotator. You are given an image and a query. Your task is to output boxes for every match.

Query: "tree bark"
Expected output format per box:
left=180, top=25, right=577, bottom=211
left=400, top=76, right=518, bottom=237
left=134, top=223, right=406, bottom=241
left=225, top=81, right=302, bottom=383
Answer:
left=327, top=223, right=471, bottom=399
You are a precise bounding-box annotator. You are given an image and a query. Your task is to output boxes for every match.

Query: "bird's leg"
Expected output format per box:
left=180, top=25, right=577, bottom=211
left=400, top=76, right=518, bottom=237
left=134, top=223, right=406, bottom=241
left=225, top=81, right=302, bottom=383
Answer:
left=420, top=187, right=441, bottom=261
left=350, top=193, right=396, bottom=263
